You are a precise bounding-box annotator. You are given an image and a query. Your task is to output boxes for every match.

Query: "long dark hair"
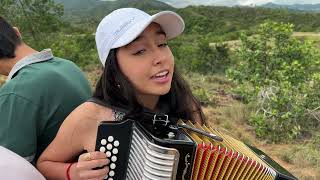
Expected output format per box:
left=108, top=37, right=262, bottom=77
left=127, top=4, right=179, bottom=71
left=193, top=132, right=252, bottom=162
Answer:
left=93, top=49, right=206, bottom=125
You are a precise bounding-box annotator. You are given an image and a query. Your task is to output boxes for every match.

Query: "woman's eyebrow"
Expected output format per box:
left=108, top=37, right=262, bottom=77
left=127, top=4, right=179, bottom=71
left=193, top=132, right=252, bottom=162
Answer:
left=132, top=28, right=166, bottom=42
left=156, top=29, right=166, bottom=37
left=126, top=28, right=167, bottom=48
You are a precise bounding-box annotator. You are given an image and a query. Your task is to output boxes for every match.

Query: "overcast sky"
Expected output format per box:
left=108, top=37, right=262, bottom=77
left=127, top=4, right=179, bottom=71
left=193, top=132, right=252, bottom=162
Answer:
left=156, top=0, right=320, bottom=7
left=238, top=0, right=320, bottom=5
left=101, top=0, right=320, bottom=7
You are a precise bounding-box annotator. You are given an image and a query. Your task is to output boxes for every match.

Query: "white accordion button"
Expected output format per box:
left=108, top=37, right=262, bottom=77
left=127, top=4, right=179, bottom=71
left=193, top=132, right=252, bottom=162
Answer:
left=108, top=136, right=114, bottom=142
left=109, top=170, right=115, bottom=177
left=99, top=146, right=106, bottom=153
left=108, top=178, right=113, bottom=180
left=106, top=151, right=111, bottom=157
left=101, top=139, right=107, bottom=145
left=113, top=140, right=119, bottom=147
left=111, top=156, right=117, bottom=162
left=106, top=143, right=113, bottom=150
left=110, top=163, right=116, bottom=169
left=112, top=148, right=118, bottom=154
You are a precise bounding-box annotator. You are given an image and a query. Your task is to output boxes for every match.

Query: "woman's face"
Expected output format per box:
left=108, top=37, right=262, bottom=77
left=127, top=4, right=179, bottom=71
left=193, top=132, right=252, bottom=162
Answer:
left=117, top=23, right=174, bottom=102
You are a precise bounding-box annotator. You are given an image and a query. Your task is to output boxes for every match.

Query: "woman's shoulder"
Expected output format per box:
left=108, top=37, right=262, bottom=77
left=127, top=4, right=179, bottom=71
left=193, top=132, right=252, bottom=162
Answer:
left=69, top=101, right=114, bottom=123
left=59, top=102, right=114, bottom=146
left=60, top=101, right=114, bottom=135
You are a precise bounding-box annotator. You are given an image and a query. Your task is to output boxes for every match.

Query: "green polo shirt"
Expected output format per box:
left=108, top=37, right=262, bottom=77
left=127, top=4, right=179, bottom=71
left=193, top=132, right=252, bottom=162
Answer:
left=0, top=51, right=91, bottom=163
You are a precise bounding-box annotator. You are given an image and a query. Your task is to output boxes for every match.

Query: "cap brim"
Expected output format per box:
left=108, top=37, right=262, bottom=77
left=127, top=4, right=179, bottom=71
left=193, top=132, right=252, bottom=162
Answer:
left=112, top=11, right=185, bottom=49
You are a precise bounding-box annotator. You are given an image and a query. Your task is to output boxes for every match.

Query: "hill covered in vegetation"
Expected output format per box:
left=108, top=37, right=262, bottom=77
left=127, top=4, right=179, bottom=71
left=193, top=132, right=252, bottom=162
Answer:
left=54, top=0, right=173, bottom=22
left=54, top=0, right=320, bottom=38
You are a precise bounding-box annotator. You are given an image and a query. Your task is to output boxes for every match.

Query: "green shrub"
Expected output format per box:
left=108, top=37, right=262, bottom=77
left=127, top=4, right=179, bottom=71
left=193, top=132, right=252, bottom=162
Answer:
left=227, top=21, right=320, bottom=142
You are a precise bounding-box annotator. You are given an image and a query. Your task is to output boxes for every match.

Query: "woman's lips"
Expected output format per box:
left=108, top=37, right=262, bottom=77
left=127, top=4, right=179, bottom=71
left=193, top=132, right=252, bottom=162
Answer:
left=151, top=70, right=170, bottom=83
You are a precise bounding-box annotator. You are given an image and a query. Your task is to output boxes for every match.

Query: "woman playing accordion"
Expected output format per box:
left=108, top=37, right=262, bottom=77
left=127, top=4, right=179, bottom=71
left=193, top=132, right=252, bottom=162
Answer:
left=37, top=7, right=296, bottom=180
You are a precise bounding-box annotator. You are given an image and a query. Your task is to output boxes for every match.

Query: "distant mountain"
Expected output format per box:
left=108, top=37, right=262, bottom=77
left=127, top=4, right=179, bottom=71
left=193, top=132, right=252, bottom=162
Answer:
left=55, top=0, right=172, bottom=10
left=54, top=0, right=174, bottom=22
left=261, top=2, right=320, bottom=12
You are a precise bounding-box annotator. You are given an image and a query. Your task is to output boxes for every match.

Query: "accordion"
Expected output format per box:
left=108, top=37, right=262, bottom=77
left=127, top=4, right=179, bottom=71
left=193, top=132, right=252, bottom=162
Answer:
left=95, top=118, right=297, bottom=180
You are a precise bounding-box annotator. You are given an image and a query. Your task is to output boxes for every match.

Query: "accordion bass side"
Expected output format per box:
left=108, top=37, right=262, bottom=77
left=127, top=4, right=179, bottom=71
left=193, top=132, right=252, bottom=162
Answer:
left=95, top=119, right=297, bottom=180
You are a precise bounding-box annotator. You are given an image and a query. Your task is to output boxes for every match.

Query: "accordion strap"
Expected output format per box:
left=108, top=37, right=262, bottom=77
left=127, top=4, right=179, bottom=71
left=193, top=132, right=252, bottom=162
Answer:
left=87, top=97, right=223, bottom=142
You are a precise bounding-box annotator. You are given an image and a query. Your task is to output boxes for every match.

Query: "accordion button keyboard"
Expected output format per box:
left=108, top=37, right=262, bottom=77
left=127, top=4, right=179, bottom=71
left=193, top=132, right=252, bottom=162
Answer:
left=99, top=146, right=106, bottom=153
left=95, top=120, right=134, bottom=180
left=113, top=140, right=119, bottom=147
left=101, top=139, right=107, bottom=145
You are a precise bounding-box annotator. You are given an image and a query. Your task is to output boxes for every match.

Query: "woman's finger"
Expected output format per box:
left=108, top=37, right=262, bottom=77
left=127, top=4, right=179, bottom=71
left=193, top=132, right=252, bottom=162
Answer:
left=78, top=166, right=109, bottom=179
left=79, top=151, right=107, bottom=161
left=76, top=158, right=109, bottom=170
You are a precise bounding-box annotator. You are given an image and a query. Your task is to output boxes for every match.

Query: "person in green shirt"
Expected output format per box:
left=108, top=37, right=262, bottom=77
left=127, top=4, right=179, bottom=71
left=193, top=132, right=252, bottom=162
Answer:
left=0, top=16, right=92, bottom=164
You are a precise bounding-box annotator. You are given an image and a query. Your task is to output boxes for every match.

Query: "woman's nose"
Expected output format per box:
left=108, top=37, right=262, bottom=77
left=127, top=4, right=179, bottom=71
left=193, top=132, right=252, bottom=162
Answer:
left=152, top=48, right=166, bottom=66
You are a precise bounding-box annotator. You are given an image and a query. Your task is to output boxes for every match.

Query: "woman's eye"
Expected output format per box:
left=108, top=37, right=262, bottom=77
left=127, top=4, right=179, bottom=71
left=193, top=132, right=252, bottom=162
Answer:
left=158, top=43, right=168, bottom=47
left=133, top=49, right=146, bottom=55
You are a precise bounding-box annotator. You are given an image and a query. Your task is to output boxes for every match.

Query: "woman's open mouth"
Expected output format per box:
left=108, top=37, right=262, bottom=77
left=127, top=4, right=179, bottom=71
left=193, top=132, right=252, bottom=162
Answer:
left=151, top=70, right=170, bottom=83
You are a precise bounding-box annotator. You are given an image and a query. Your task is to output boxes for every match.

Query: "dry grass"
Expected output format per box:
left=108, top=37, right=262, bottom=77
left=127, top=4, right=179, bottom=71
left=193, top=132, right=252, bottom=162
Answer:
left=83, top=64, right=103, bottom=90
left=292, top=32, right=320, bottom=39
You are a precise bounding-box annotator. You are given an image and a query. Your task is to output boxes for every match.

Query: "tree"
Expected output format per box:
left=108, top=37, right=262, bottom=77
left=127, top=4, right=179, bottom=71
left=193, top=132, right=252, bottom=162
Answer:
left=1, top=0, right=64, bottom=47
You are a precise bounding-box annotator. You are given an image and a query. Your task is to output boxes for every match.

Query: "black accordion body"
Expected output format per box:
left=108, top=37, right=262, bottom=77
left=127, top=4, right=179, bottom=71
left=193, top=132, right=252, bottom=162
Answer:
left=95, top=119, right=297, bottom=180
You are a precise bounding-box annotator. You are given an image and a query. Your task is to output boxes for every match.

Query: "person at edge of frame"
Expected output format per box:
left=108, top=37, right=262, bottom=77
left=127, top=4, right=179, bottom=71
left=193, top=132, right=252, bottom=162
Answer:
left=0, top=16, right=92, bottom=166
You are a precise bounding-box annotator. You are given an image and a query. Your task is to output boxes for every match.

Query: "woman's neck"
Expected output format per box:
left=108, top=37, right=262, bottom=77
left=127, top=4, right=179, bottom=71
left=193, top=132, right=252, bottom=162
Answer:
left=136, top=94, right=159, bottom=111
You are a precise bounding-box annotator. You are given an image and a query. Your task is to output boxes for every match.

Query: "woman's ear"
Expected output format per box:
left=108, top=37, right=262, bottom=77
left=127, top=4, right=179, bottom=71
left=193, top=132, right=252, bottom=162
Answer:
left=13, top=27, right=22, bottom=39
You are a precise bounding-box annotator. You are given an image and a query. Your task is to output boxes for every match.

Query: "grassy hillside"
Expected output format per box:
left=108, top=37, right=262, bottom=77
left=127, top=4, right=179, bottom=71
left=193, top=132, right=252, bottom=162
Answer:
left=54, top=1, right=320, bottom=36
left=176, top=6, right=320, bottom=41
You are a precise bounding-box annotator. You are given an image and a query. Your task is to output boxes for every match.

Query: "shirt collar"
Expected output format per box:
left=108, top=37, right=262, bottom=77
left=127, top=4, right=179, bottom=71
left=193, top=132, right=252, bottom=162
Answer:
left=7, top=49, right=54, bottom=82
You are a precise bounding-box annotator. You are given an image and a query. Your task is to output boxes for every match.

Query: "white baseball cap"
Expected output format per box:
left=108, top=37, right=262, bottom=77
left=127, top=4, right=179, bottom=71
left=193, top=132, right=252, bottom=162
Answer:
left=95, top=8, right=185, bottom=66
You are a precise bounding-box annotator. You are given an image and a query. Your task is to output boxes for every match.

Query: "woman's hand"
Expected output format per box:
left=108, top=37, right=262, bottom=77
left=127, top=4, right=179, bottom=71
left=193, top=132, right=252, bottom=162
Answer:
left=71, top=151, right=109, bottom=180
